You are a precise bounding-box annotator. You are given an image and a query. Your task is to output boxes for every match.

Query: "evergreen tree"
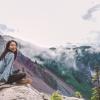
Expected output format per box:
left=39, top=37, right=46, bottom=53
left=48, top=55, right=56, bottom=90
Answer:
left=91, top=65, right=100, bottom=100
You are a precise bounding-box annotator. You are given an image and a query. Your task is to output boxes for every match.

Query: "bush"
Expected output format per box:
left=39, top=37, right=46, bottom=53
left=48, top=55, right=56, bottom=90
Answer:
left=74, top=91, right=83, bottom=98
left=51, top=91, right=63, bottom=100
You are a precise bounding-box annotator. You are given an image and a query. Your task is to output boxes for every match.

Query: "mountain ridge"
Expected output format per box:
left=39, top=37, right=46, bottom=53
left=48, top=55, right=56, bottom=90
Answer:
left=0, top=35, right=81, bottom=99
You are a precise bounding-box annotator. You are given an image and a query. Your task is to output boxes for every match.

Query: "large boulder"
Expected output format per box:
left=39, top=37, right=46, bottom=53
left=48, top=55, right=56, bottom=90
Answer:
left=0, top=84, right=84, bottom=100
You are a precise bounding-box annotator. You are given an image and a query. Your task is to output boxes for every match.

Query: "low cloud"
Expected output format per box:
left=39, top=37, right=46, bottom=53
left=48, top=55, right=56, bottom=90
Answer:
left=0, top=24, right=15, bottom=35
left=91, top=31, right=100, bottom=41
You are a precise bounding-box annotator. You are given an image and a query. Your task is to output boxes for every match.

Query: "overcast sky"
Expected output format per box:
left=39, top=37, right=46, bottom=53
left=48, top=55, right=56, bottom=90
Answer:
left=0, top=0, right=100, bottom=47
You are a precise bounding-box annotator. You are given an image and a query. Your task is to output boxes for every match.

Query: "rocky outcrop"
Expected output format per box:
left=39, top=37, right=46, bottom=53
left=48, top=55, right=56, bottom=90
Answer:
left=0, top=84, right=48, bottom=100
left=0, top=84, right=84, bottom=100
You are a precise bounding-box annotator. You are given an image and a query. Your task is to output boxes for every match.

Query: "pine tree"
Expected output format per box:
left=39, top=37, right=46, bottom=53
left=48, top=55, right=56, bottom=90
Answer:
left=91, top=65, right=100, bottom=100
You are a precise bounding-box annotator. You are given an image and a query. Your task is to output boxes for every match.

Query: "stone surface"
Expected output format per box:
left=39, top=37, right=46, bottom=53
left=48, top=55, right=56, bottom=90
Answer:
left=0, top=84, right=84, bottom=100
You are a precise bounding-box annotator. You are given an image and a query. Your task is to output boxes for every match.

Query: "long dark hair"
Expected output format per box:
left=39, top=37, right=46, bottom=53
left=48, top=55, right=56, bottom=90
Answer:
left=0, top=40, right=18, bottom=61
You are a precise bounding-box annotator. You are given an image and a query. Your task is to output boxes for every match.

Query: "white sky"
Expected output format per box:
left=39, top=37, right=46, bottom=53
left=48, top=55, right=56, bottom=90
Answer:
left=0, top=0, right=100, bottom=47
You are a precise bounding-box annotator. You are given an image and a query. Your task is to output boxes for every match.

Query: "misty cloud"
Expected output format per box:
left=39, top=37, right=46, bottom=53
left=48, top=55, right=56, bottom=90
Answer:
left=0, top=24, right=15, bottom=35
left=82, top=4, right=100, bottom=20
left=91, top=31, right=100, bottom=40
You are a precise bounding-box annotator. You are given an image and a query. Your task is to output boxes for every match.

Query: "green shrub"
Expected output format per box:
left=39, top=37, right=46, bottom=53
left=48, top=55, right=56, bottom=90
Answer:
left=74, top=91, right=83, bottom=98
left=51, top=91, right=63, bottom=100
left=91, top=87, right=100, bottom=100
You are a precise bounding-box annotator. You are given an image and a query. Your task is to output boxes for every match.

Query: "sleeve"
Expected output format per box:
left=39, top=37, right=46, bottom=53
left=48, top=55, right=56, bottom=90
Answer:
left=0, top=52, right=14, bottom=82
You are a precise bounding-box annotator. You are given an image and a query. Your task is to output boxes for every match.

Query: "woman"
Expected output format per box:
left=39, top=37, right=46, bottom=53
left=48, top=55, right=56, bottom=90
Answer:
left=0, top=40, right=31, bottom=84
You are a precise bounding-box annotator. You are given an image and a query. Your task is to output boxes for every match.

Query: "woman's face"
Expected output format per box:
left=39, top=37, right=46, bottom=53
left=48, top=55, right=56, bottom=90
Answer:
left=8, top=42, right=17, bottom=52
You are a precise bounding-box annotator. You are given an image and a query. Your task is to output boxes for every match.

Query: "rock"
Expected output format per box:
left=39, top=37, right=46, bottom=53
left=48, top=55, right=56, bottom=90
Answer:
left=63, top=96, right=84, bottom=100
left=0, top=84, right=49, bottom=100
left=0, top=84, right=84, bottom=100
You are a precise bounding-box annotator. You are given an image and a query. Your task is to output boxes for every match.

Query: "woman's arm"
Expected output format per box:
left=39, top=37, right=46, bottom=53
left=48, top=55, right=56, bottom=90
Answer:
left=0, top=52, right=14, bottom=82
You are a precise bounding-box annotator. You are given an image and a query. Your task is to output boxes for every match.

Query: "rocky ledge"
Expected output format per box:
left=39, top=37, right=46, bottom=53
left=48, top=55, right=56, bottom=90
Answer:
left=0, top=84, right=84, bottom=100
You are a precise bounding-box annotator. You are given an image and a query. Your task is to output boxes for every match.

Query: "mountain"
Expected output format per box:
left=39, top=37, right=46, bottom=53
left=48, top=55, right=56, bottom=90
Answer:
left=2, top=34, right=100, bottom=99
left=0, top=35, right=5, bottom=54
left=0, top=35, right=81, bottom=99
left=34, top=44, right=100, bottom=99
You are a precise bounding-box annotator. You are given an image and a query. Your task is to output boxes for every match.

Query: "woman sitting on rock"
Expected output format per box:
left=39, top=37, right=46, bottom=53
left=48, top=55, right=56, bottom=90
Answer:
left=0, top=40, right=32, bottom=84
